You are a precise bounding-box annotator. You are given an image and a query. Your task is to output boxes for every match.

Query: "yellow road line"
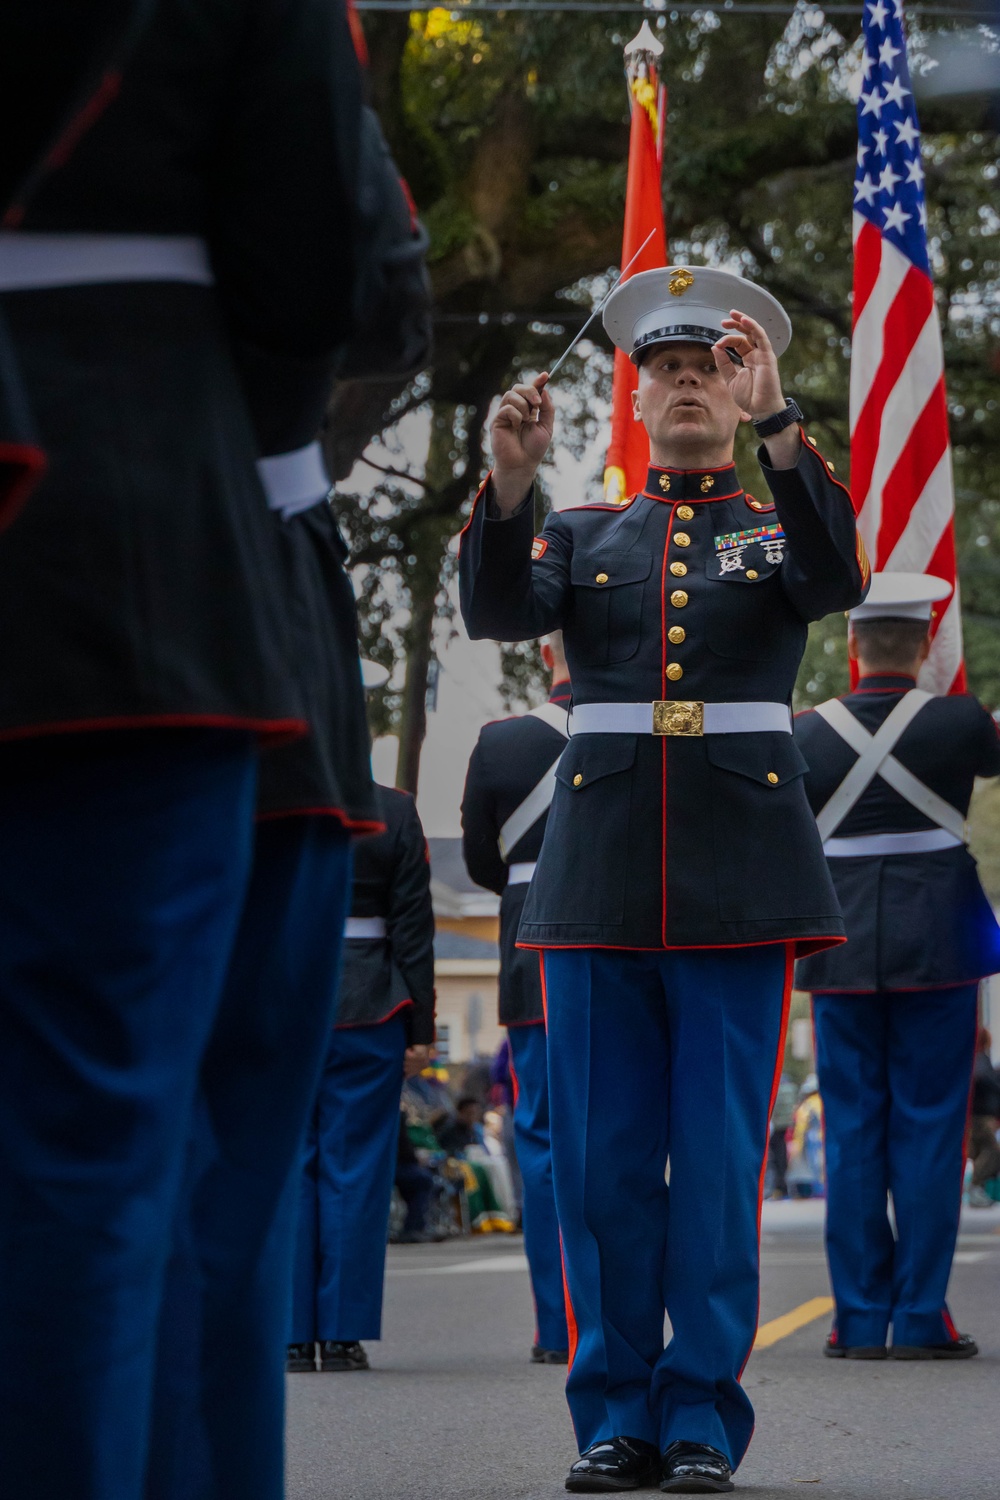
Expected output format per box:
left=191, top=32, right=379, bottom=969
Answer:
left=754, top=1296, right=834, bottom=1350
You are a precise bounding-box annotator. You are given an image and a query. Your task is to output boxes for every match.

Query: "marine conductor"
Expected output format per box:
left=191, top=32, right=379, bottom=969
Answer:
left=460, top=266, right=870, bottom=1493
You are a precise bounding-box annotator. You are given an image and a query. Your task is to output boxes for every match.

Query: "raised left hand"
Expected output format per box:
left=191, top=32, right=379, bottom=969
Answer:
left=712, top=310, right=785, bottom=422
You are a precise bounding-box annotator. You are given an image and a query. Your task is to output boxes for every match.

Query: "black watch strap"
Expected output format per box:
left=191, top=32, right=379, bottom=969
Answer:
left=752, top=398, right=803, bottom=438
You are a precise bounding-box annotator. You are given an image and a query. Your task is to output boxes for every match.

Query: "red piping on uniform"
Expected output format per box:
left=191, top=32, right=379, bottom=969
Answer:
left=0, top=443, right=47, bottom=532
left=335, top=997, right=413, bottom=1031
left=560, top=1231, right=580, bottom=1371
left=516, top=934, right=846, bottom=957
left=738, top=941, right=795, bottom=1386
left=256, top=806, right=386, bottom=836
left=506, top=1016, right=547, bottom=1028
left=458, top=476, right=489, bottom=547
left=42, top=70, right=123, bottom=174
left=0, top=712, right=307, bottom=747
left=538, top=952, right=549, bottom=1029
left=561, top=496, right=638, bottom=514
left=641, top=487, right=744, bottom=506
left=649, top=461, right=738, bottom=476
left=660, top=504, right=675, bottom=946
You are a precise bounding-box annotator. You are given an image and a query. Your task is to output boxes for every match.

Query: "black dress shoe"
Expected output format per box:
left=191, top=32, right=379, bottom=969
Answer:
left=285, top=1342, right=316, bottom=1373
left=566, top=1437, right=660, bottom=1492
left=890, top=1333, right=978, bottom=1360
left=532, top=1343, right=569, bottom=1365
left=660, top=1442, right=734, bottom=1494
left=319, top=1340, right=370, bottom=1372
left=823, top=1336, right=887, bottom=1360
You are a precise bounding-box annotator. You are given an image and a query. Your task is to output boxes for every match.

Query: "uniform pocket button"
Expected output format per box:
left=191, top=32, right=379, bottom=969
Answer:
left=767, top=772, right=779, bottom=784
left=746, top=569, right=759, bottom=580
left=595, top=572, right=609, bottom=584
left=573, top=773, right=584, bottom=787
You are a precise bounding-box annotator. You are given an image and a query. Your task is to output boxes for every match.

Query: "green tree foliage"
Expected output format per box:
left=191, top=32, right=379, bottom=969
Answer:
left=329, top=4, right=1000, bottom=787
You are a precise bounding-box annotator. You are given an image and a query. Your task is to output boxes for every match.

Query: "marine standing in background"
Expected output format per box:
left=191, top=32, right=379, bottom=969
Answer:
left=461, top=632, right=572, bottom=1365
left=460, top=266, right=869, bottom=1494
left=289, top=778, right=436, bottom=1375
left=0, top=3, right=370, bottom=1495
left=795, top=572, right=1000, bottom=1362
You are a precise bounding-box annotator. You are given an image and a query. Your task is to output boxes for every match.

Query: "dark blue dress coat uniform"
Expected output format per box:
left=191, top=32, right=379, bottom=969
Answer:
left=461, top=681, right=572, bottom=1355
left=460, top=441, right=869, bottom=1468
left=795, top=675, right=1000, bottom=1353
left=0, top=4, right=371, bottom=1498
left=293, top=785, right=436, bottom=1347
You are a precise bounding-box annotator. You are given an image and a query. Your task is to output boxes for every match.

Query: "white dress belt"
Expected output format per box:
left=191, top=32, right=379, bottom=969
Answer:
left=344, top=916, right=387, bottom=940
left=256, top=442, right=330, bottom=519
left=0, top=233, right=214, bottom=289
left=569, top=701, right=792, bottom=737
left=823, top=828, right=963, bottom=858
left=507, top=862, right=537, bottom=885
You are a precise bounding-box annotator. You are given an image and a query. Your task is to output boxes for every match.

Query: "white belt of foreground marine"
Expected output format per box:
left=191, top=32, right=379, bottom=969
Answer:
left=257, top=442, right=330, bottom=519
left=506, top=862, right=537, bottom=885
left=569, top=701, right=792, bottom=737
left=344, top=916, right=387, bottom=940
left=823, top=828, right=964, bottom=858
left=0, top=233, right=214, bottom=289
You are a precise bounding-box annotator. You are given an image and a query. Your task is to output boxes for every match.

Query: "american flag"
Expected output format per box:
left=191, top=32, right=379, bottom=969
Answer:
left=851, top=0, right=965, bottom=693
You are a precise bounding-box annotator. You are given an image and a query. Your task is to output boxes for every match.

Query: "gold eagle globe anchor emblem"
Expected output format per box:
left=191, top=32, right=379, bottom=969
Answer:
left=669, top=267, right=695, bottom=297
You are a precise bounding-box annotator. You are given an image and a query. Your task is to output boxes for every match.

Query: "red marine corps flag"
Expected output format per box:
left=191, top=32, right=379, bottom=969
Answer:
left=602, top=21, right=668, bottom=505
left=851, top=0, right=965, bottom=692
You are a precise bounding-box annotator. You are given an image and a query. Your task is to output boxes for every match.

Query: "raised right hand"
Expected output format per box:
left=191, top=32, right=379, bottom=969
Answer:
left=490, top=373, right=554, bottom=512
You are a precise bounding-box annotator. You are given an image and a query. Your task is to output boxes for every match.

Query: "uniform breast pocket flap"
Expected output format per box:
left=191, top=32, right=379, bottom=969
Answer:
left=570, top=549, right=654, bottom=590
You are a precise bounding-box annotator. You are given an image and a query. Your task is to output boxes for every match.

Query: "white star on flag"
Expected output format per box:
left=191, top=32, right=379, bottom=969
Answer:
left=883, top=75, right=911, bottom=108
left=905, top=157, right=925, bottom=187
left=882, top=198, right=911, bottom=234
left=854, top=173, right=878, bottom=205
left=857, top=141, right=870, bottom=165
left=894, top=117, right=919, bottom=148
left=878, top=37, right=901, bottom=67
left=860, top=87, right=884, bottom=117
left=867, top=0, right=889, bottom=28
left=872, top=127, right=889, bottom=154
left=861, top=50, right=876, bottom=78
left=878, top=163, right=902, bottom=194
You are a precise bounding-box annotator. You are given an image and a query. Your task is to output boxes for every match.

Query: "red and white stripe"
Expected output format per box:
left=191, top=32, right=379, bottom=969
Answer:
left=850, top=214, right=965, bottom=694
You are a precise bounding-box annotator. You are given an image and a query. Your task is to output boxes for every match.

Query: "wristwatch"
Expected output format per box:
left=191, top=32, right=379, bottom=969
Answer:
left=752, top=398, right=803, bottom=438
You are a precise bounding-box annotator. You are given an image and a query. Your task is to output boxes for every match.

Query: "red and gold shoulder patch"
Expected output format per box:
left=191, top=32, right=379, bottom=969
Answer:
left=531, top=536, right=548, bottom=561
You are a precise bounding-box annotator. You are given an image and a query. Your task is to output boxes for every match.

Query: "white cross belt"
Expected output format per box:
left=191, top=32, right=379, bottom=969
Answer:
left=257, top=442, right=330, bottom=519
left=507, top=862, right=537, bottom=885
left=344, top=916, right=387, bottom=940
left=823, top=829, right=963, bottom=858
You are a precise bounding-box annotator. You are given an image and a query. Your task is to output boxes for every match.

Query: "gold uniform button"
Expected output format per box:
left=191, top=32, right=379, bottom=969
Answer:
left=767, top=772, right=779, bottom=785
left=827, top=460, right=836, bottom=472
left=666, top=663, right=684, bottom=682
left=677, top=505, right=695, bottom=521
left=573, top=773, right=583, bottom=787
left=674, top=532, right=691, bottom=548
left=746, top=569, right=759, bottom=580
left=670, top=561, right=687, bottom=578
left=748, top=499, right=763, bottom=511
left=670, top=590, right=689, bottom=608
left=668, top=626, right=686, bottom=645
left=595, top=572, right=609, bottom=584
left=807, top=435, right=818, bottom=445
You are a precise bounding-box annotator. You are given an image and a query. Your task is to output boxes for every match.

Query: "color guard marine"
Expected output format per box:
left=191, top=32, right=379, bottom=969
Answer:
left=794, top=572, right=1000, bottom=1363
left=461, top=631, right=573, bottom=1366
left=460, top=265, right=870, bottom=1494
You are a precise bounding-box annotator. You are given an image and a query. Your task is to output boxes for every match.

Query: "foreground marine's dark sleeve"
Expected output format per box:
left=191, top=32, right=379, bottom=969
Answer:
left=459, top=478, right=572, bottom=642
left=974, top=702, right=1000, bottom=777
left=387, top=796, right=436, bottom=1045
left=758, top=435, right=870, bottom=619
left=461, top=734, right=508, bottom=897
left=209, top=0, right=366, bottom=362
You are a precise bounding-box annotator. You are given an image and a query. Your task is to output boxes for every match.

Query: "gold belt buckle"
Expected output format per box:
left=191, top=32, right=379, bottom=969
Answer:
left=652, top=700, right=704, bottom=736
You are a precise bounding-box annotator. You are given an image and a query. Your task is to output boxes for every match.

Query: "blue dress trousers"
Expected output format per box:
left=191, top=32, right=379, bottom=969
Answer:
left=508, top=1018, right=570, bottom=1354
left=147, top=817, right=353, bottom=1500
left=0, top=731, right=257, bottom=1500
left=545, top=944, right=792, bottom=1468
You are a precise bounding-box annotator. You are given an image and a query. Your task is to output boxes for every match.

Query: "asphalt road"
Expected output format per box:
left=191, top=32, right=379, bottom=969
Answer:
left=286, top=1198, right=998, bottom=1500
